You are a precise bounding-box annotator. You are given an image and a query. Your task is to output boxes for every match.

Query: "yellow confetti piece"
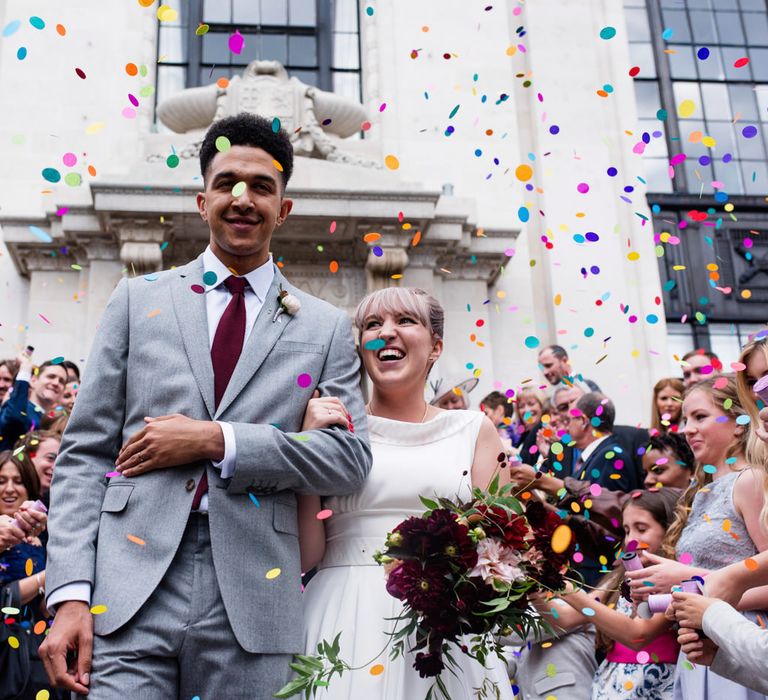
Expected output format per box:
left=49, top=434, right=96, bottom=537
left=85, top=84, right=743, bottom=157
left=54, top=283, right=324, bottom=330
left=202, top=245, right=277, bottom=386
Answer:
left=627, top=251, right=640, bottom=261
left=7, top=636, right=19, bottom=649
left=90, top=604, right=108, bottom=615
left=127, top=534, right=146, bottom=546
left=1, top=607, right=20, bottom=615
left=370, top=664, right=384, bottom=676
left=231, top=181, right=246, bottom=197
left=36, top=690, right=50, bottom=700
left=677, top=99, right=696, bottom=118
left=157, top=4, right=178, bottom=22
left=515, top=164, right=533, bottom=182
left=550, top=524, right=572, bottom=554
left=384, top=154, right=400, bottom=170
left=85, top=121, right=106, bottom=135
left=722, top=518, right=731, bottom=532
left=505, top=46, right=517, bottom=56
left=25, top=558, right=33, bottom=576
left=272, top=159, right=284, bottom=172
left=541, top=641, right=553, bottom=648
left=266, top=567, right=281, bottom=580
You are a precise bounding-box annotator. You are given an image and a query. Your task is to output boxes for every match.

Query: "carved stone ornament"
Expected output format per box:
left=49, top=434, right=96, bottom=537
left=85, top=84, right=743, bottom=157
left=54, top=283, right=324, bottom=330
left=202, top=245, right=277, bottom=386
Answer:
left=153, top=60, right=378, bottom=167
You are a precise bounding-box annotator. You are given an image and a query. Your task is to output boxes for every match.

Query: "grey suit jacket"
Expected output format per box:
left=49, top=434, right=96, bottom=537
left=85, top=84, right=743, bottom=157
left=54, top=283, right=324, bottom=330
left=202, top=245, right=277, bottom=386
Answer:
left=45, top=255, right=372, bottom=653
left=705, top=601, right=768, bottom=695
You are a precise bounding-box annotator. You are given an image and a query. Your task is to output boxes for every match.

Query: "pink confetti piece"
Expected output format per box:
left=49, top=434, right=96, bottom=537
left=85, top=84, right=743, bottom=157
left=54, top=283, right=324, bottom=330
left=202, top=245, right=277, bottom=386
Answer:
left=228, top=30, right=244, bottom=55
left=38, top=313, right=51, bottom=325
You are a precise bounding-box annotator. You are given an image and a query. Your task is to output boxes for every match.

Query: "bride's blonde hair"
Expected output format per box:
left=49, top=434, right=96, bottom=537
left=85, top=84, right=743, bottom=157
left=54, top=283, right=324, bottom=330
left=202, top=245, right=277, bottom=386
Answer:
left=354, top=287, right=444, bottom=341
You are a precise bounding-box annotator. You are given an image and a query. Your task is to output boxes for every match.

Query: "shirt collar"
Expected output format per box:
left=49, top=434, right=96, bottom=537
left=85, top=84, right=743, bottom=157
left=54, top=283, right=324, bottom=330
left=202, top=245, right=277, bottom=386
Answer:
left=203, top=245, right=275, bottom=303
left=579, top=434, right=609, bottom=463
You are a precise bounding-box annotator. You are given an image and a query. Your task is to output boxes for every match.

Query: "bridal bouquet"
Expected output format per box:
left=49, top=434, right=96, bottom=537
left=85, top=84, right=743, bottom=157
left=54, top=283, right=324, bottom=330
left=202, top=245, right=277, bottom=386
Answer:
left=276, top=475, right=574, bottom=699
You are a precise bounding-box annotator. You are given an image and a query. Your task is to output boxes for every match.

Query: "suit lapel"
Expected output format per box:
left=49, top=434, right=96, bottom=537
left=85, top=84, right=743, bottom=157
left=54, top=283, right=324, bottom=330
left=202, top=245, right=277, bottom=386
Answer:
left=170, top=256, right=216, bottom=418
left=214, top=265, right=294, bottom=419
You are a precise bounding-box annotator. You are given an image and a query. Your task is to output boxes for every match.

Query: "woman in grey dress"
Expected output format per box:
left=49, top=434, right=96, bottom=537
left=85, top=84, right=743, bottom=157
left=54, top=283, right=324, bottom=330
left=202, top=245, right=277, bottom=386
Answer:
left=626, top=374, right=768, bottom=700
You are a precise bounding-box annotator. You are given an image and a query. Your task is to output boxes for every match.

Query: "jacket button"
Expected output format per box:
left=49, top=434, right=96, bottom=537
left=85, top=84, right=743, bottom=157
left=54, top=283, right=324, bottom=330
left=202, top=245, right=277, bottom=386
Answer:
left=186, top=479, right=195, bottom=492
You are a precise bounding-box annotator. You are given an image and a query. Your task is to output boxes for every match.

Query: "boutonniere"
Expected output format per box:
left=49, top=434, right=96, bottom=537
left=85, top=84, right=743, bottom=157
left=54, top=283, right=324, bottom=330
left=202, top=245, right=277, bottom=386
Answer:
left=273, top=285, right=301, bottom=322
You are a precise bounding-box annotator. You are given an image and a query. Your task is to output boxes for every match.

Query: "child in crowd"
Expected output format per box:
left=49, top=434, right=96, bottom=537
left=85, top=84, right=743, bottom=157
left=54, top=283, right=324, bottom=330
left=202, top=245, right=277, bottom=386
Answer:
left=641, top=432, right=695, bottom=490
left=532, top=489, right=682, bottom=700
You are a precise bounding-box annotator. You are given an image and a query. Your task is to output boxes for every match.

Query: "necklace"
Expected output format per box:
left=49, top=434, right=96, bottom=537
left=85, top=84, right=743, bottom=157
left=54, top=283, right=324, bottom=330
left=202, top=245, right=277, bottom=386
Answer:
left=367, top=400, right=430, bottom=423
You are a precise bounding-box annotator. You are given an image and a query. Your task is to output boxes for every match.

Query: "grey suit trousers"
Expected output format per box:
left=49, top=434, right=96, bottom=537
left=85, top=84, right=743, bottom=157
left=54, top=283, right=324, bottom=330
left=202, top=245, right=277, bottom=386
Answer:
left=80, top=513, right=291, bottom=699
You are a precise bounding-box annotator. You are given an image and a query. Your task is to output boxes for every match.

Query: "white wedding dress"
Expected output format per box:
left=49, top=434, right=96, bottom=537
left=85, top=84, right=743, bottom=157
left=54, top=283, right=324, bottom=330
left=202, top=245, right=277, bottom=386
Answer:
left=303, top=410, right=514, bottom=699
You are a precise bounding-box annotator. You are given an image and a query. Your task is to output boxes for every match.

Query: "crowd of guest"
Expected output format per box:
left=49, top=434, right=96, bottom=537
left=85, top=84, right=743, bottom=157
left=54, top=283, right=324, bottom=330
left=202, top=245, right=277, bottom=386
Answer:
left=0, top=352, right=76, bottom=699
left=2, top=332, right=768, bottom=699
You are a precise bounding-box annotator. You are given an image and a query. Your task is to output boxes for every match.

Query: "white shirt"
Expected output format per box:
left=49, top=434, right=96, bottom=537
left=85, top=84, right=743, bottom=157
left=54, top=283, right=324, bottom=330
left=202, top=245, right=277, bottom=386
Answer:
left=47, top=247, right=275, bottom=610
left=577, top=434, right=609, bottom=466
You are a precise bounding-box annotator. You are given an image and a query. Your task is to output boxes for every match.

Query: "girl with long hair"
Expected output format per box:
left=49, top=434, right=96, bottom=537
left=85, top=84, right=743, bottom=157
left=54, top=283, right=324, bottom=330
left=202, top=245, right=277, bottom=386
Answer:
left=650, top=378, right=684, bottom=434
left=534, top=489, right=682, bottom=699
left=626, top=374, right=768, bottom=700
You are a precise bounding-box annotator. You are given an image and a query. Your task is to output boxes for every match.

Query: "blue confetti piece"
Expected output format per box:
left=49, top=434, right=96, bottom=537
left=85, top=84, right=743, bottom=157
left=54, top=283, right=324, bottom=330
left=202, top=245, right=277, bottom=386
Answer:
left=29, top=225, right=52, bottom=242
left=248, top=492, right=260, bottom=507
left=364, top=338, right=386, bottom=351
left=2, top=19, right=21, bottom=37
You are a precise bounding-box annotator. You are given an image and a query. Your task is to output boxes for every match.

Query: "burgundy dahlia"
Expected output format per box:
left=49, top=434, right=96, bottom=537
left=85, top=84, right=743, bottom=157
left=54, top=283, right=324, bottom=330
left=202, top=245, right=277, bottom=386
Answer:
left=475, top=504, right=531, bottom=550
left=413, top=650, right=445, bottom=678
left=525, top=501, right=574, bottom=589
left=385, top=559, right=450, bottom=614
left=392, top=509, right=477, bottom=569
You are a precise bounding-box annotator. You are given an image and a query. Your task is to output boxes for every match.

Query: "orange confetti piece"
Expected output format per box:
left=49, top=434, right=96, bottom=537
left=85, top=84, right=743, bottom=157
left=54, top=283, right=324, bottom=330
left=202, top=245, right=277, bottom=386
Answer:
left=272, top=159, right=284, bottom=172
left=25, top=558, right=33, bottom=576
left=55, top=24, right=66, bottom=36
left=88, top=165, right=97, bottom=177
left=363, top=232, right=381, bottom=243
left=33, top=620, right=47, bottom=635
left=147, top=309, right=161, bottom=318
left=217, top=77, right=230, bottom=89
left=125, top=63, right=138, bottom=76
left=329, top=260, right=339, bottom=273
left=127, top=534, right=146, bottom=546
left=722, top=518, right=731, bottom=532
left=384, top=154, right=399, bottom=170
left=551, top=524, right=572, bottom=554
left=745, top=557, right=759, bottom=571
left=370, top=664, right=384, bottom=676
left=411, top=230, right=422, bottom=247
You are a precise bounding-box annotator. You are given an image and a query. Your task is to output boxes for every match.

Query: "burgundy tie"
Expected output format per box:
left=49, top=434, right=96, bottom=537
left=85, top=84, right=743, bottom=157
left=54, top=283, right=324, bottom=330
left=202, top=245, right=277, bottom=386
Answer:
left=191, top=276, right=248, bottom=510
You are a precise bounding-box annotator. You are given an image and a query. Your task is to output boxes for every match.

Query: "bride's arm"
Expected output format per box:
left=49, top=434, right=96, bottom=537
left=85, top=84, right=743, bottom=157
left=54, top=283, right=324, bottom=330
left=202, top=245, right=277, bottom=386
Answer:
left=471, top=415, right=511, bottom=490
left=298, top=495, right=326, bottom=572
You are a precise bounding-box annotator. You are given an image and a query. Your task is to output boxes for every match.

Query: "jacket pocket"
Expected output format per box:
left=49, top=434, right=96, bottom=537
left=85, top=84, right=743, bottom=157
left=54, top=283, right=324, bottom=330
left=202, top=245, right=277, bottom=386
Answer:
left=534, top=672, right=576, bottom=695
left=100, top=483, right=134, bottom=513
left=275, top=341, right=324, bottom=354
left=273, top=501, right=298, bottom=536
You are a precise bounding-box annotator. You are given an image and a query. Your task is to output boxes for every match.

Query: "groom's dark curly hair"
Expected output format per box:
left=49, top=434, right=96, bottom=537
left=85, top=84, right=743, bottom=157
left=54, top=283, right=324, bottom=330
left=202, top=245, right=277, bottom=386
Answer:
left=199, top=113, right=294, bottom=190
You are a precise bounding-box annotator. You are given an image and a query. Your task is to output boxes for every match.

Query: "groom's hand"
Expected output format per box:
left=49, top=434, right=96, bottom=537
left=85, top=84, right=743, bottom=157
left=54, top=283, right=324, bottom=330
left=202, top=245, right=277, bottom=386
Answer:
left=115, top=414, right=225, bottom=476
left=40, top=600, right=93, bottom=693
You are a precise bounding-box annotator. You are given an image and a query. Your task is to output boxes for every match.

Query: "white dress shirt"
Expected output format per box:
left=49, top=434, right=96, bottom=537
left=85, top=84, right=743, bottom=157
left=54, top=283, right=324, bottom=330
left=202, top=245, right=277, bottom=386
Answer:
left=47, top=247, right=274, bottom=610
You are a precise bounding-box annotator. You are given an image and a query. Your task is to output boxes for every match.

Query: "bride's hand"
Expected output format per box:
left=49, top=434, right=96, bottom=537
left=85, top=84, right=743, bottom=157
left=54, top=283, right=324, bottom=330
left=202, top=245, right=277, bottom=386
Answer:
left=302, top=390, right=353, bottom=431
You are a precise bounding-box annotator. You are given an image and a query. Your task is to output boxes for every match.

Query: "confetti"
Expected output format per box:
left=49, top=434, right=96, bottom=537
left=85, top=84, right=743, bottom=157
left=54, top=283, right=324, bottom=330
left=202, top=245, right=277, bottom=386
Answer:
left=228, top=30, right=244, bottom=54
left=33, top=621, right=47, bottom=635
left=272, top=159, right=284, bottom=172
left=316, top=509, right=333, bottom=520
left=248, top=492, right=260, bottom=507
left=231, top=181, right=246, bottom=197
left=38, top=313, right=51, bottom=325
left=127, top=534, right=146, bottom=546
left=7, top=636, right=19, bottom=649
left=745, top=558, right=759, bottom=571
left=329, top=260, right=339, bottom=273
left=29, top=17, right=45, bottom=30
left=364, top=339, right=386, bottom=351
left=370, top=664, right=384, bottom=675
left=265, top=567, right=281, bottom=580
left=75, top=68, right=87, bottom=79
left=581, top=607, right=595, bottom=617
left=599, top=26, right=616, bottom=40
left=202, top=271, right=218, bottom=286
left=157, top=4, right=178, bottom=22
left=1, top=607, right=20, bottom=615
left=215, top=135, right=231, bottom=152
left=550, top=524, right=572, bottom=553
left=90, top=604, right=108, bottom=615
left=677, top=99, right=696, bottom=118
left=384, top=154, right=399, bottom=170
left=42, top=168, right=61, bottom=183
left=195, top=24, right=210, bottom=35
left=297, top=373, right=312, bottom=388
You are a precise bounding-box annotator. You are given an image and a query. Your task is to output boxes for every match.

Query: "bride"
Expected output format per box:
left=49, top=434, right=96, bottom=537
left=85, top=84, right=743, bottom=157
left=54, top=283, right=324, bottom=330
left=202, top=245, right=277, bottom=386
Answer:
left=296, top=286, right=515, bottom=699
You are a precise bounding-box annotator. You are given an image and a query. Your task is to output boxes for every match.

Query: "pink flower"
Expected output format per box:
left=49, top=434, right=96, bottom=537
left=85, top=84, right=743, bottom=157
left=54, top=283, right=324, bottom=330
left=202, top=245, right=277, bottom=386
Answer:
left=469, top=538, right=525, bottom=587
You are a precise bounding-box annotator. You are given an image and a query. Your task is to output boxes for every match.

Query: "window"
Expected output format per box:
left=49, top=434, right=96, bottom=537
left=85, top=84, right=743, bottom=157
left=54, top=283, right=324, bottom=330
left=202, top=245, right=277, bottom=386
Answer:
left=624, top=0, right=768, bottom=196
left=156, top=0, right=362, bottom=119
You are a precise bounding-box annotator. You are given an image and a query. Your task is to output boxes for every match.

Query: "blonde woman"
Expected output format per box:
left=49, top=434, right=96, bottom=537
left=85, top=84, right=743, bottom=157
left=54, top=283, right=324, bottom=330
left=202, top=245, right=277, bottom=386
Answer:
left=626, top=375, right=768, bottom=700
left=650, top=378, right=684, bottom=434
left=296, top=287, right=512, bottom=699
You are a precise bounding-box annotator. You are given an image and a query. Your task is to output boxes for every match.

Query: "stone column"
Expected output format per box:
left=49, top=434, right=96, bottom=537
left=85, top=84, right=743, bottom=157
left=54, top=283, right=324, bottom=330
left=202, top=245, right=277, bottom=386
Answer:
left=365, top=247, right=409, bottom=292
left=113, top=219, right=170, bottom=276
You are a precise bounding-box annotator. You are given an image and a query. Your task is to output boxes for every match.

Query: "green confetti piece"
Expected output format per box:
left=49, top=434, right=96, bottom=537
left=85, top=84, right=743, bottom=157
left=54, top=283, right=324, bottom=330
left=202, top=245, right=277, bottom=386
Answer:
left=231, top=181, right=246, bottom=197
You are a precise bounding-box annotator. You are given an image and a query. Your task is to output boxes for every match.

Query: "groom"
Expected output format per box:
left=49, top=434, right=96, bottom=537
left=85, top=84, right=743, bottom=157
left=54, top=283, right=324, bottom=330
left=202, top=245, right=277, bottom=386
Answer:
left=40, top=113, right=372, bottom=698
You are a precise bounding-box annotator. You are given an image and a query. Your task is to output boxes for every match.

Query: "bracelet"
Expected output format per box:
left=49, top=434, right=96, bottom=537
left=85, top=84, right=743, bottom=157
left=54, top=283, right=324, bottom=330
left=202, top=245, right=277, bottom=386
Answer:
left=36, top=573, right=44, bottom=597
